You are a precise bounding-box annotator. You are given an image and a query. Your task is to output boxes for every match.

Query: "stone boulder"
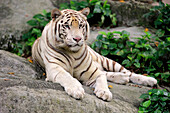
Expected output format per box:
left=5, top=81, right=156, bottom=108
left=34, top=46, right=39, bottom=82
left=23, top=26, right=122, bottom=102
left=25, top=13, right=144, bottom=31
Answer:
left=108, top=0, right=153, bottom=26
left=0, top=50, right=151, bottom=113
left=0, top=0, right=55, bottom=50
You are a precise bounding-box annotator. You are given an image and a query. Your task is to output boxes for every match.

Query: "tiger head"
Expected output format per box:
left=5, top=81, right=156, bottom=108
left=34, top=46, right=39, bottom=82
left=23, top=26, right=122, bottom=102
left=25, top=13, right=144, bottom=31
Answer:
left=50, top=8, right=90, bottom=52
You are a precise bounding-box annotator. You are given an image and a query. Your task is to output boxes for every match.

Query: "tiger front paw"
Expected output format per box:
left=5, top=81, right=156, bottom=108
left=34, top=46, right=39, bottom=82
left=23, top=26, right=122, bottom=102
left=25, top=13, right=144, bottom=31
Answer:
left=94, top=88, right=112, bottom=101
left=65, top=83, right=85, bottom=99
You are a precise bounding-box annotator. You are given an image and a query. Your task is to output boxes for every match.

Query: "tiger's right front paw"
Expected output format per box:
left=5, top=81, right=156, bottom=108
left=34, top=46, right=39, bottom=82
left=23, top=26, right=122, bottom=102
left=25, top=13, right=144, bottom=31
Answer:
left=65, top=83, right=85, bottom=99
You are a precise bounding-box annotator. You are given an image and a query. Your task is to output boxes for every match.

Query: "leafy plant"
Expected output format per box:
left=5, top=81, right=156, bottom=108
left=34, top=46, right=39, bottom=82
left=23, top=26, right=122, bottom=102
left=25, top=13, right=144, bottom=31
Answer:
left=91, top=30, right=170, bottom=85
left=60, top=0, right=117, bottom=27
left=91, top=30, right=129, bottom=57
left=138, top=89, right=170, bottom=113
left=144, top=1, right=170, bottom=39
left=13, top=10, right=51, bottom=57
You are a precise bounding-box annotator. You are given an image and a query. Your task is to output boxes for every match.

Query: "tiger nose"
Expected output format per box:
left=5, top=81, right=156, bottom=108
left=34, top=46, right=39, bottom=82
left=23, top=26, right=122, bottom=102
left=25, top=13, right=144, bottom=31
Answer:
left=73, top=37, right=81, bottom=42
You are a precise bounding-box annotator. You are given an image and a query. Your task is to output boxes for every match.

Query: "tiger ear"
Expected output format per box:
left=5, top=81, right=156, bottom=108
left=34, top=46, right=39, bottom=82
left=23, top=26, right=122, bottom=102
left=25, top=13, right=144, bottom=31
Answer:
left=51, top=8, right=62, bottom=19
left=80, top=7, right=90, bottom=17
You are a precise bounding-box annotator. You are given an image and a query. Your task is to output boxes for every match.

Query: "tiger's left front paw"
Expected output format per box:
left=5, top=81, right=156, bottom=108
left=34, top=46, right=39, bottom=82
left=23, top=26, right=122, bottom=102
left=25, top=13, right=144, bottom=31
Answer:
left=94, top=88, right=112, bottom=101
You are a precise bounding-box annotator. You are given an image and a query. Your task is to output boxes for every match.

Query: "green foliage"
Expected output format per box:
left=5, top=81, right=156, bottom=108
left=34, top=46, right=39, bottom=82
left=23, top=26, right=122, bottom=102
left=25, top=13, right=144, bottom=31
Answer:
left=144, top=1, right=170, bottom=39
left=138, top=89, right=170, bottom=113
left=13, top=10, right=51, bottom=56
left=60, top=0, right=117, bottom=27
left=91, top=30, right=170, bottom=84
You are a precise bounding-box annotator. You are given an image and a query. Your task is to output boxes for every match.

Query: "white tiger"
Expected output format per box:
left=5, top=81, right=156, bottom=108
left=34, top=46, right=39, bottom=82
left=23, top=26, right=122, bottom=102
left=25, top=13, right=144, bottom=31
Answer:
left=32, top=8, right=157, bottom=101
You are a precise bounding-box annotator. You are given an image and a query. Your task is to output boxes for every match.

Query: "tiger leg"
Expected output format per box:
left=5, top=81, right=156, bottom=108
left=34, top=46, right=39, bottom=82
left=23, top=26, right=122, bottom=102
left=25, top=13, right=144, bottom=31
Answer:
left=94, top=74, right=112, bottom=101
left=106, top=71, right=157, bottom=87
left=106, top=72, right=130, bottom=84
left=129, top=73, right=157, bottom=87
left=45, top=63, right=85, bottom=99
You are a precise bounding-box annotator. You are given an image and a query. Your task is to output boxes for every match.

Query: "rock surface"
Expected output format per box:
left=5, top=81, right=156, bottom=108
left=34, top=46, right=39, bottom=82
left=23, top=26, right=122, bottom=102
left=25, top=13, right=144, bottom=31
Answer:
left=0, top=0, right=55, bottom=50
left=108, top=0, right=153, bottom=26
left=0, top=50, right=152, bottom=113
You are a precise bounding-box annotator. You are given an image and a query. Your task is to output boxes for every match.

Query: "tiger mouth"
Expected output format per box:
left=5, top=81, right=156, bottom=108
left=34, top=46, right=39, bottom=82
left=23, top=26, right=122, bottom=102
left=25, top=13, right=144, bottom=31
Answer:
left=67, top=44, right=82, bottom=47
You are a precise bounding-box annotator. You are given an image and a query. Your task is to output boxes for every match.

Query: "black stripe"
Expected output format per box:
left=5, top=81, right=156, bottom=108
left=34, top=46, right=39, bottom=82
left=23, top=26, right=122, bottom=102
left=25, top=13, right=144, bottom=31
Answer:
left=87, top=79, right=96, bottom=87
left=54, top=22, right=58, bottom=35
left=112, top=61, right=116, bottom=72
left=129, top=73, right=132, bottom=77
left=74, top=49, right=88, bottom=69
left=106, top=59, right=109, bottom=70
left=75, top=45, right=87, bottom=60
left=88, top=67, right=98, bottom=80
left=85, top=24, right=88, bottom=40
left=80, top=60, right=92, bottom=78
left=46, top=50, right=66, bottom=65
left=119, top=66, right=124, bottom=72
left=44, top=55, right=60, bottom=66
left=46, top=31, right=72, bottom=67
left=54, top=71, right=61, bottom=81
left=100, top=56, right=104, bottom=68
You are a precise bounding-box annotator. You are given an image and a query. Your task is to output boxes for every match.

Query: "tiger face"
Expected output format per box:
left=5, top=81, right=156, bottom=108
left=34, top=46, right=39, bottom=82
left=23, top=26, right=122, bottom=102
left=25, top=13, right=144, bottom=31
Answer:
left=51, top=8, right=90, bottom=52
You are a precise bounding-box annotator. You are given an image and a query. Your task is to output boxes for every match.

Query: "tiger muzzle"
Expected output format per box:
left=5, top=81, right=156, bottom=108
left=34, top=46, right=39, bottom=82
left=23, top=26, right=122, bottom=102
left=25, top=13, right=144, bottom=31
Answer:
left=73, top=36, right=82, bottom=42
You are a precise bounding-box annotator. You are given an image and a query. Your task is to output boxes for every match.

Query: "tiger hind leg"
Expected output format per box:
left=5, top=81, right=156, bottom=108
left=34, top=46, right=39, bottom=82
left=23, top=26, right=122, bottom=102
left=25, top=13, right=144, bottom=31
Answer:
left=106, top=72, right=130, bottom=84
left=106, top=71, right=157, bottom=87
left=129, top=73, right=157, bottom=87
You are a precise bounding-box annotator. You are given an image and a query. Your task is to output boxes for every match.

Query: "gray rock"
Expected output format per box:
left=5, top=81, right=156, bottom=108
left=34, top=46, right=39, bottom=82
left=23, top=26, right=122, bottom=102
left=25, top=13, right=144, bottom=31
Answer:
left=0, top=50, right=151, bottom=113
left=0, top=0, right=55, bottom=50
left=108, top=0, right=154, bottom=26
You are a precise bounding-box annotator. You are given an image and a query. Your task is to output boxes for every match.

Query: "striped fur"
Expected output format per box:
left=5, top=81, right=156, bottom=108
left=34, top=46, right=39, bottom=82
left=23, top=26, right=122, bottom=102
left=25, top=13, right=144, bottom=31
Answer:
left=32, top=8, right=157, bottom=101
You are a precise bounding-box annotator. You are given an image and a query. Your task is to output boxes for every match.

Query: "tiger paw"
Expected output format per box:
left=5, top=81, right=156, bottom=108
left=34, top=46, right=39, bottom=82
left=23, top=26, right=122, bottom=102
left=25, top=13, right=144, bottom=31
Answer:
left=65, top=84, right=85, bottom=99
left=130, top=74, right=157, bottom=87
left=94, top=88, right=112, bottom=101
left=141, top=76, right=157, bottom=87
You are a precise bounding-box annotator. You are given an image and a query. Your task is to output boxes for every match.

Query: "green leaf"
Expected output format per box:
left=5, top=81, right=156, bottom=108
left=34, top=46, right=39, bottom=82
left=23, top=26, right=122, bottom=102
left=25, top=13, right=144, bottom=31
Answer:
left=154, top=109, right=162, bottom=113
left=98, top=31, right=107, bottom=36
left=33, top=14, right=44, bottom=20
left=96, top=34, right=103, bottom=40
left=122, top=30, right=130, bottom=38
left=31, top=28, right=41, bottom=35
left=116, top=50, right=124, bottom=56
left=95, top=41, right=102, bottom=48
left=42, top=9, right=47, bottom=15
left=101, top=49, right=109, bottom=56
left=93, top=4, right=102, bottom=13
left=112, top=31, right=122, bottom=34
left=127, top=56, right=132, bottom=61
left=155, top=73, right=160, bottom=77
left=102, top=44, right=108, bottom=49
left=27, top=20, right=38, bottom=26
left=134, top=62, right=140, bottom=68
left=142, top=100, right=151, bottom=108
left=118, top=43, right=124, bottom=48
left=109, top=43, right=117, bottom=50
left=140, top=94, right=149, bottom=99
left=122, top=59, right=130, bottom=65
